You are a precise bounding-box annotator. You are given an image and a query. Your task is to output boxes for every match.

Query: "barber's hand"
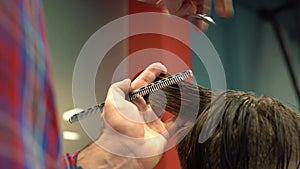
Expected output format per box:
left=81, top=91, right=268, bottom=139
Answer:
left=102, top=63, right=176, bottom=168
left=141, top=0, right=234, bottom=31
left=78, top=63, right=175, bottom=169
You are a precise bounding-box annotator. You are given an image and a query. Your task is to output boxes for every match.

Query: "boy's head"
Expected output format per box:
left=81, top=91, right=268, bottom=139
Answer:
left=177, top=91, right=300, bottom=169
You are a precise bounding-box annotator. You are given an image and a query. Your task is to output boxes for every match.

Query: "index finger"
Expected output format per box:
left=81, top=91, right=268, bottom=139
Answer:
left=195, top=0, right=212, bottom=31
left=131, top=62, right=167, bottom=90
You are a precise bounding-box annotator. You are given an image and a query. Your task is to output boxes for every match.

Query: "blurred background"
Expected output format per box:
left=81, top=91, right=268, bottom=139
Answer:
left=43, top=0, right=300, bottom=163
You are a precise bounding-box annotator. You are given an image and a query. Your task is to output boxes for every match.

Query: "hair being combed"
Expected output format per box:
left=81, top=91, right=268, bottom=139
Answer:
left=148, top=77, right=300, bottom=169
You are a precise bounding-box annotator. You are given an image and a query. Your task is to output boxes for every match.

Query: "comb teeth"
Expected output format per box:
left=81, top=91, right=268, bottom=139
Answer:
left=69, top=103, right=104, bottom=123
left=129, top=70, right=192, bottom=100
left=69, top=70, right=193, bottom=123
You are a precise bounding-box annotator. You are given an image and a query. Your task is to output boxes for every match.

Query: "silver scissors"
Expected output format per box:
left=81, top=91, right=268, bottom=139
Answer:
left=192, top=14, right=216, bottom=25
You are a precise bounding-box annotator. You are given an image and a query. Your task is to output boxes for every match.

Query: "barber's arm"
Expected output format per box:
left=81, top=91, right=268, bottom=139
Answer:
left=77, top=63, right=175, bottom=169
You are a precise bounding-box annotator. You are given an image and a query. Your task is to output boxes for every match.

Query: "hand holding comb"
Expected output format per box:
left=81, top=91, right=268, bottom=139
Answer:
left=69, top=70, right=193, bottom=123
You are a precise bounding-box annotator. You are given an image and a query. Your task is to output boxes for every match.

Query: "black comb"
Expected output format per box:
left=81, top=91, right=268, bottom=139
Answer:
left=69, top=70, right=193, bottom=123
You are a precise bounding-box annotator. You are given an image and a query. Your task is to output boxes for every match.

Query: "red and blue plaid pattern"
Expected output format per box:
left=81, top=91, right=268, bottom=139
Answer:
left=0, top=0, right=78, bottom=168
left=64, top=153, right=79, bottom=169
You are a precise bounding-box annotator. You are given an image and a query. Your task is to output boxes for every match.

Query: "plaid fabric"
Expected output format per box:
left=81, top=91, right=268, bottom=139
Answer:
left=0, top=0, right=77, bottom=168
left=64, top=153, right=79, bottom=169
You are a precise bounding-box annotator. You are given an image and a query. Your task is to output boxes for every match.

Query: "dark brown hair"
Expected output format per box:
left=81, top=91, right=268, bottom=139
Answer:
left=149, top=79, right=300, bottom=169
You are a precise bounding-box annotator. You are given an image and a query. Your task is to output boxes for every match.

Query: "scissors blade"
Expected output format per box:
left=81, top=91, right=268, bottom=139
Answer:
left=192, top=14, right=216, bottom=25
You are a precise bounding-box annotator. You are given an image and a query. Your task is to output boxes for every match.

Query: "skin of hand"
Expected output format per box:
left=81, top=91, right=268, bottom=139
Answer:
left=139, top=0, right=234, bottom=31
left=77, top=63, right=176, bottom=169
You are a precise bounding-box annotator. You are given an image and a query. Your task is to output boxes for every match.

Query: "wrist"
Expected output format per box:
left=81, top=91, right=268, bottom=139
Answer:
left=77, top=142, right=144, bottom=169
left=95, top=129, right=164, bottom=169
